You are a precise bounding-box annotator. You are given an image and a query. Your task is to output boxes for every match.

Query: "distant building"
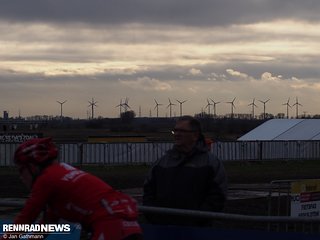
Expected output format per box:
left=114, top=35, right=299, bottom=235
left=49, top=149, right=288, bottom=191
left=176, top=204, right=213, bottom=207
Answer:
left=238, top=119, right=320, bottom=140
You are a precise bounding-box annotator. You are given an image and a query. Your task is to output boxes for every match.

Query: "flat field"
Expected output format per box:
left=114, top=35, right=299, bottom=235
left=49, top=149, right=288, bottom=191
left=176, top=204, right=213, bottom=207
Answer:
left=1, top=160, right=319, bottom=198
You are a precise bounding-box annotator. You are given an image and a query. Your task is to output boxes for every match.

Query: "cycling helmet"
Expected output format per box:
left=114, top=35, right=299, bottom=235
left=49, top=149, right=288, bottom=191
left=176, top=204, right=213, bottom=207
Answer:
left=14, top=137, right=58, bottom=166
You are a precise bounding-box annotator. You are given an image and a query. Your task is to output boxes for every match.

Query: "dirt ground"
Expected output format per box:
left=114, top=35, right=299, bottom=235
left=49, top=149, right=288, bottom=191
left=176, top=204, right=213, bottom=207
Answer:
left=0, top=170, right=284, bottom=218
left=1, top=160, right=315, bottom=220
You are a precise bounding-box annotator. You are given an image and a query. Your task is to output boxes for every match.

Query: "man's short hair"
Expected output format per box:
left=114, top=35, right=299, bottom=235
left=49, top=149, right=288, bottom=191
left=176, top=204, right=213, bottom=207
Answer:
left=177, top=115, right=202, bottom=133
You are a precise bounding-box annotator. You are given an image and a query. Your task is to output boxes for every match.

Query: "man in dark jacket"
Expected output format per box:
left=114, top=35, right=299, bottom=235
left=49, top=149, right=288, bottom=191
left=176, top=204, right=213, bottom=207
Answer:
left=143, top=115, right=227, bottom=226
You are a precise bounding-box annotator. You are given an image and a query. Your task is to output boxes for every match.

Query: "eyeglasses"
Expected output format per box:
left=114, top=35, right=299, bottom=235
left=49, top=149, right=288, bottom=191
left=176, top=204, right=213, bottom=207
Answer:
left=171, top=128, right=196, bottom=134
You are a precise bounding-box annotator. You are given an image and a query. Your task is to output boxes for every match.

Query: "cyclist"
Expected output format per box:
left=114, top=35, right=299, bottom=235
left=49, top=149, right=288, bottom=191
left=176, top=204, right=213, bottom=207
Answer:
left=8, top=137, right=142, bottom=240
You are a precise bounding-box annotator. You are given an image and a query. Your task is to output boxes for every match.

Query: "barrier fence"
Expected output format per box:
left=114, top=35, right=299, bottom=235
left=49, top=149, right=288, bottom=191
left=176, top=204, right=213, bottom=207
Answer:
left=1, top=140, right=320, bottom=166
left=267, top=179, right=320, bottom=233
left=1, top=200, right=319, bottom=239
left=1, top=178, right=320, bottom=238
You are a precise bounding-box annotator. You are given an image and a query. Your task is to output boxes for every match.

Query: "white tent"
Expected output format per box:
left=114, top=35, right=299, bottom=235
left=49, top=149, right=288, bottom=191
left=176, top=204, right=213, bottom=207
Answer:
left=238, top=119, right=320, bottom=141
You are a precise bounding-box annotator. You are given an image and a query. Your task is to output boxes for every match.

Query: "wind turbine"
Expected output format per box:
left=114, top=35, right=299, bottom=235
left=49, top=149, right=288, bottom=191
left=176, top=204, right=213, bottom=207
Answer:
left=205, top=99, right=213, bottom=115
left=210, top=99, right=220, bottom=117
left=167, top=98, right=175, bottom=118
left=176, top=99, right=187, bottom=117
left=88, top=98, right=98, bottom=119
left=259, top=99, right=270, bottom=119
left=123, top=97, right=130, bottom=112
left=248, top=98, right=258, bottom=119
left=226, top=97, right=236, bottom=118
left=138, top=105, right=142, bottom=117
left=154, top=99, right=162, bottom=118
left=115, top=99, right=123, bottom=117
left=282, top=98, right=291, bottom=119
left=292, top=97, right=302, bottom=118
left=56, top=100, right=67, bottom=119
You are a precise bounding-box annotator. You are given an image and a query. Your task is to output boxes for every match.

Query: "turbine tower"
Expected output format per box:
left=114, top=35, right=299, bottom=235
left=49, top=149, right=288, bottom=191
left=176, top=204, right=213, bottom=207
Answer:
left=56, top=100, right=67, bottom=119
left=205, top=99, right=213, bottom=115
left=282, top=98, right=291, bottom=119
left=210, top=99, right=220, bottom=117
left=176, top=99, right=187, bottom=117
left=154, top=99, right=162, bottom=118
left=292, top=97, right=302, bottom=118
left=226, top=97, right=236, bottom=118
left=167, top=98, right=175, bottom=118
left=115, top=99, right=123, bottom=117
left=123, top=97, right=130, bottom=112
left=138, top=105, right=142, bottom=118
left=88, top=98, right=98, bottom=119
left=259, top=99, right=270, bottom=119
left=248, top=98, right=258, bottom=119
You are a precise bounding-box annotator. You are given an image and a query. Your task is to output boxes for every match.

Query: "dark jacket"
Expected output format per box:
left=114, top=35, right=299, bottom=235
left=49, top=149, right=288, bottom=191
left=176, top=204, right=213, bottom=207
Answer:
left=143, top=140, right=227, bottom=226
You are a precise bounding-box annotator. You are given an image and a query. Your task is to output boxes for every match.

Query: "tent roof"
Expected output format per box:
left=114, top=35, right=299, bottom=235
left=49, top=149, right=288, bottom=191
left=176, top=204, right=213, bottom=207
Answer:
left=238, top=119, right=320, bottom=141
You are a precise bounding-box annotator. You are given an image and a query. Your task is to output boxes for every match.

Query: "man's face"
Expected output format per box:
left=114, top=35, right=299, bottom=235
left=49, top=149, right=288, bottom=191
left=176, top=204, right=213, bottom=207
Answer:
left=172, top=120, right=199, bottom=152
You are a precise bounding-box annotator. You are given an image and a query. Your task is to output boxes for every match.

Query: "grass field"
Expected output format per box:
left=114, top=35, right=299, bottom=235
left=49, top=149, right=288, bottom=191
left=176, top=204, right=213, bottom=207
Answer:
left=1, top=159, right=319, bottom=198
left=224, top=159, right=320, bottom=183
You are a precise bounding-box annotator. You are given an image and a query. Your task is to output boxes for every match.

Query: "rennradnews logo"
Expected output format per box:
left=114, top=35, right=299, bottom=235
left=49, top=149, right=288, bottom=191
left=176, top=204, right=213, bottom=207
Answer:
left=1, top=224, right=71, bottom=239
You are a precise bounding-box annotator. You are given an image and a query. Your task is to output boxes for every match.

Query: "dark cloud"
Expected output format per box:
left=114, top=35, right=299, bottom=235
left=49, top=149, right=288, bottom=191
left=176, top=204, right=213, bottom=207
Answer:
left=1, top=0, right=319, bottom=26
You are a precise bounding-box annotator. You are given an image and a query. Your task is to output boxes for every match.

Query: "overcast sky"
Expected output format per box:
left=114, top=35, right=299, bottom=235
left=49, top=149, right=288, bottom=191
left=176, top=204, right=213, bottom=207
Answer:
left=1, top=0, right=319, bottom=118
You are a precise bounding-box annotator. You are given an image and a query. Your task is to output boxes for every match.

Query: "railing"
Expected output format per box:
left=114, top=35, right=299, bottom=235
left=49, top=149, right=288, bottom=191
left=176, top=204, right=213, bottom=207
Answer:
left=1, top=199, right=319, bottom=236
left=2, top=140, right=320, bottom=166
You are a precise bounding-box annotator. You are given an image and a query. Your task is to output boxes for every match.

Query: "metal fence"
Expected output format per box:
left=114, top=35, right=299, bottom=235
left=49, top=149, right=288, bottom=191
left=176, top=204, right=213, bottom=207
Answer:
left=267, top=179, right=320, bottom=234
left=215, top=141, right=320, bottom=161
left=1, top=199, right=319, bottom=236
left=139, top=206, right=320, bottom=235
left=0, top=143, right=18, bottom=166
left=60, top=142, right=174, bottom=165
left=2, top=140, right=320, bottom=166
left=0, top=142, right=174, bottom=166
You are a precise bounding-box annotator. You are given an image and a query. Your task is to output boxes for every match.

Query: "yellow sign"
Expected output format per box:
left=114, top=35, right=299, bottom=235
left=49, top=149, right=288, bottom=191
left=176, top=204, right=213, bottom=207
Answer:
left=291, top=179, right=320, bottom=217
left=291, top=179, right=320, bottom=194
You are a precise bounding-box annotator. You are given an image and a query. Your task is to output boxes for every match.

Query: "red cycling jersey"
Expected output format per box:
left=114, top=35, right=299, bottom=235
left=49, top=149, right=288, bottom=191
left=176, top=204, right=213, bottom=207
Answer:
left=14, top=162, right=142, bottom=240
